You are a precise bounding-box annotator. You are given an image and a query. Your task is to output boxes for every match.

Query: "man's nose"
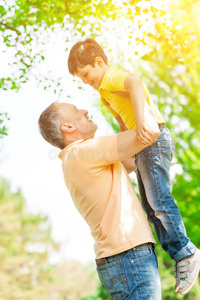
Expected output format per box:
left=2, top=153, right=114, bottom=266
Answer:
left=83, top=109, right=88, bottom=115
left=80, top=109, right=88, bottom=115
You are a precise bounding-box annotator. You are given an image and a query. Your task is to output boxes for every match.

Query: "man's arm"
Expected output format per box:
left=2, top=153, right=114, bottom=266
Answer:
left=121, top=157, right=136, bottom=174
left=116, top=104, right=160, bottom=161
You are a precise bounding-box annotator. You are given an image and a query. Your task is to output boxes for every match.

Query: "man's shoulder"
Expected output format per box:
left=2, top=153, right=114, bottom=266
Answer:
left=76, top=135, right=117, bottom=155
left=63, top=135, right=118, bottom=169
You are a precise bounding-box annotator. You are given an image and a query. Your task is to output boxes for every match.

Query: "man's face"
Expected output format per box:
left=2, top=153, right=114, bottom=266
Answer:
left=59, top=103, right=98, bottom=137
left=75, top=62, right=105, bottom=90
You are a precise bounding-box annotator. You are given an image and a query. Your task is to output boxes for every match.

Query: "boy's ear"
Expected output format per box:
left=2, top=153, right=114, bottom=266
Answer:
left=61, top=123, right=76, bottom=133
left=95, top=56, right=104, bottom=67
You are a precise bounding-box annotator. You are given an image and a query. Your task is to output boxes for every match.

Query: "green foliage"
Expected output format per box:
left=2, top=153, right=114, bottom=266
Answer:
left=96, top=100, right=120, bottom=134
left=0, top=112, right=10, bottom=138
left=0, top=0, right=121, bottom=139
left=0, top=0, right=119, bottom=91
left=1, top=0, right=200, bottom=297
left=95, top=1, right=200, bottom=298
left=53, top=260, right=98, bottom=300
left=0, top=177, right=57, bottom=299
left=81, top=282, right=112, bottom=300
left=0, top=177, right=99, bottom=299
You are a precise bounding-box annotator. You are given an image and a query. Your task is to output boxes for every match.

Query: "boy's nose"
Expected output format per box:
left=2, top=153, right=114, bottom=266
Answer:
left=82, top=78, right=88, bottom=84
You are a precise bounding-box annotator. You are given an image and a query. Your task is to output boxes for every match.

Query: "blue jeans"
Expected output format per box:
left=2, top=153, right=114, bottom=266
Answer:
left=135, top=125, right=196, bottom=262
left=96, top=243, right=161, bottom=299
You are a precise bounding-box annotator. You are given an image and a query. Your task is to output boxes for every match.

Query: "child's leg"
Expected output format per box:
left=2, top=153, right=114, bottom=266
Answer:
left=135, top=125, right=196, bottom=261
left=136, top=165, right=171, bottom=255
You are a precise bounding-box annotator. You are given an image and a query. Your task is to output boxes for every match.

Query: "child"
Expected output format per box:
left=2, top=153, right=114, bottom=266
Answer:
left=68, top=38, right=200, bottom=295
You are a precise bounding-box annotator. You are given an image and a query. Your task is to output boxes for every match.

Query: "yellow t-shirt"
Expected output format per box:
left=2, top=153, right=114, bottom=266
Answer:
left=98, top=68, right=165, bottom=130
left=59, top=136, right=156, bottom=259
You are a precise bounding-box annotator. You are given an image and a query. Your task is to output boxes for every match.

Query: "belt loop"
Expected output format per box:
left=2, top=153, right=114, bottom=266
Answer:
left=95, top=257, right=108, bottom=267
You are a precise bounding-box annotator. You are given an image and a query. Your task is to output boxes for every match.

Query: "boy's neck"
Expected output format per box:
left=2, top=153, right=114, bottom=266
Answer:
left=101, top=64, right=110, bottom=79
left=103, top=64, right=110, bottom=74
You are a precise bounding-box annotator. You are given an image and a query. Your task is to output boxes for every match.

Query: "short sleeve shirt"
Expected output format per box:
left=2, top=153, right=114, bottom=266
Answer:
left=98, top=68, right=165, bottom=129
left=59, top=136, right=156, bottom=258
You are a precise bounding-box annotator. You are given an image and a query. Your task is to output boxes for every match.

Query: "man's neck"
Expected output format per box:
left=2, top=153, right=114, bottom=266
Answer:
left=64, top=132, right=94, bottom=147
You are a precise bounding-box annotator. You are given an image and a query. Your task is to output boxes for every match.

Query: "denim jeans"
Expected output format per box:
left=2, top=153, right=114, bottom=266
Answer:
left=96, top=243, right=161, bottom=300
left=135, top=125, right=196, bottom=262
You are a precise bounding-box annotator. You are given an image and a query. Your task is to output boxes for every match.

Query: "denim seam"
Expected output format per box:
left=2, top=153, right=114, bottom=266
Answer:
left=116, top=260, right=129, bottom=299
left=152, top=148, right=186, bottom=259
left=128, top=248, right=152, bottom=263
left=131, top=247, right=157, bottom=300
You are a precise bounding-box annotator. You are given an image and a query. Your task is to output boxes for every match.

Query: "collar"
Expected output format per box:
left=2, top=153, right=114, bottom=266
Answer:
left=98, top=67, right=114, bottom=92
left=58, top=138, right=91, bottom=160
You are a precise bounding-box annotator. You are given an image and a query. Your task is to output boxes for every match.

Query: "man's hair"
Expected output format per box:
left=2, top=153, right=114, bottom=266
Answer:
left=68, top=38, right=108, bottom=75
left=38, top=102, right=65, bottom=150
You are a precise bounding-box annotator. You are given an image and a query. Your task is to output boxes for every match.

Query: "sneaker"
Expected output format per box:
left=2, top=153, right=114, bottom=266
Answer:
left=173, top=260, right=180, bottom=293
left=178, top=248, right=200, bottom=295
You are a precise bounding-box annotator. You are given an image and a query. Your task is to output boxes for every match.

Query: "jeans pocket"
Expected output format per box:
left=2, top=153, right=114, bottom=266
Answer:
left=129, top=244, right=153, bottom=262
left=128, top=244, right=156, bottom=280
left=96, top=259, right=129, bottom=300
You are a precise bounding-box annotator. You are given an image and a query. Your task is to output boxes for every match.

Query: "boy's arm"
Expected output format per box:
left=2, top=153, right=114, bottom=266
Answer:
left=116, top=104, right=160, bottom=161
left=115, top=116, right=136, bottom=173
left=115, top=115, right=127, bottom=132
left=124, top=74, right=153, bottom=144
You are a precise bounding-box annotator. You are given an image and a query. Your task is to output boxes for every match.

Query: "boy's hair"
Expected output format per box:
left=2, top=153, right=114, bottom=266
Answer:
left=38, top=102, right=65, bottom=150
left=68, top=38, right=108, bottom=75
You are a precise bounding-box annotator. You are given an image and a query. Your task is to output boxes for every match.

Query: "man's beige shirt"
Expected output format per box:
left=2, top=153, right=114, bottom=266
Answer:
left=59, top=135, right=155, bottom=259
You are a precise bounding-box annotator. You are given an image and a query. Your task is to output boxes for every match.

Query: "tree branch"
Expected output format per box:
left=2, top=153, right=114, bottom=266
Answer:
left=0, top=22, right=21, bottom=35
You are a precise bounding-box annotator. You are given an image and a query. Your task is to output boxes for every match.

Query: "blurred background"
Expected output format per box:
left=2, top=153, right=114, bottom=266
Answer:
left=0, top=0, right=200, bottom=299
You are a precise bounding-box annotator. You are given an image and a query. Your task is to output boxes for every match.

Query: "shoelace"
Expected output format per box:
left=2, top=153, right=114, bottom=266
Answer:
left=178, top=260, right=190, bottom=280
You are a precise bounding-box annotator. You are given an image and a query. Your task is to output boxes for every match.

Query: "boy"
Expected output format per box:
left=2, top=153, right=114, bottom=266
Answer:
left=68, top=38, right=200, bottom=295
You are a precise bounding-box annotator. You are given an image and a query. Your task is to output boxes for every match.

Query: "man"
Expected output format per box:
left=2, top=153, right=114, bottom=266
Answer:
left=38, top=101, right=161, bottom=299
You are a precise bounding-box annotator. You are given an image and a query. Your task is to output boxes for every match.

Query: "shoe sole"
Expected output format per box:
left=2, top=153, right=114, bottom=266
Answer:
left=175, top=283, right=179, bottom=293
left=179, top=261, right=200, bottom=295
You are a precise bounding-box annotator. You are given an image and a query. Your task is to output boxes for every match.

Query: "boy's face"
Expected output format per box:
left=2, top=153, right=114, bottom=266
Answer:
left=75, top=57, right=108, bottom=90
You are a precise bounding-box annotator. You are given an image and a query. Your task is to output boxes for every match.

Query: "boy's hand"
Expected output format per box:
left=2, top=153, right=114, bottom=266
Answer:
left=136, top=118, right=153, bottom=145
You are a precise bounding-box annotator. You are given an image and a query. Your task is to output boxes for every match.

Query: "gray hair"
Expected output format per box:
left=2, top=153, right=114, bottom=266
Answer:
left=38, top=102, right=65, bottom=150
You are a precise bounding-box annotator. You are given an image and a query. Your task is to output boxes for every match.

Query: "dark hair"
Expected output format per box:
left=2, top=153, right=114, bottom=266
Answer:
left=68, top=38, right=108, bottom=75
left=38, top=102, right=65, bottom=150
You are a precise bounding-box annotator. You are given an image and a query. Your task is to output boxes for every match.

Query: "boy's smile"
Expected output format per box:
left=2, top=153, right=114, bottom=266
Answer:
left=75, top=57, right=109, bottom=90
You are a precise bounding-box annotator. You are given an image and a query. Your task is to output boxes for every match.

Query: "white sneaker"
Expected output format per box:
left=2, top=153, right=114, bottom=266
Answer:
left=178, top=249, right=200, bottom=295
left=173, top=260, right=180, bottom=293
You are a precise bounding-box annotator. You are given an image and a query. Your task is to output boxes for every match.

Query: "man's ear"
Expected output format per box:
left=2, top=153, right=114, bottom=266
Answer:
left=61, top=123, right=75, bottom=133
left=95, top=56, right=104, bottom=67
